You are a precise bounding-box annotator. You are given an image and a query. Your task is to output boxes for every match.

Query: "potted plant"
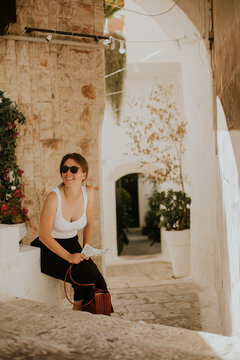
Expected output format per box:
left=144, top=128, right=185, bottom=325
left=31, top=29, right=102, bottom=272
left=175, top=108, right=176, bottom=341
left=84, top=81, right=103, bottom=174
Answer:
left=124, top=84, right=191, bottom=276
left=142, top=185, right=161, bottom=245
left=0, top=90, right=28, bottom=240
left=158, top=189, right=191, bottom=277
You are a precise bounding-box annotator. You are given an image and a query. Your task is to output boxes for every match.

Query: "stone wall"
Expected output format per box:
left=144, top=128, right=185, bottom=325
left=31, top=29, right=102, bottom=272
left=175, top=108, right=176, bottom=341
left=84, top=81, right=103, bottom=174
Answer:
left=0, top=0, right=105, bottom=251
left=213, top=0, right=240, bottom=130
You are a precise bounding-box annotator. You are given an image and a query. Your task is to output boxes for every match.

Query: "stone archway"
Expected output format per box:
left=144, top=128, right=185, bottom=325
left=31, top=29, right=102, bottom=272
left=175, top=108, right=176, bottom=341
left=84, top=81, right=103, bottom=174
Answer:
left=101, top=0, right=240, bottom=335
left=101, top=0, right=221, bottom=332
left=126, top=0, right=220, bottom=333
left=101, top=162, right=143, bottom=265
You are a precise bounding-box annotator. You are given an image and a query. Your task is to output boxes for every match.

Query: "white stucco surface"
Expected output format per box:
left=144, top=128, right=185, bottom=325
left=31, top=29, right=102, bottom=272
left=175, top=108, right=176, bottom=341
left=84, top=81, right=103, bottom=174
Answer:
left=101, top=0, right=240, bottom=336
left=0, top=225, right=61, bottom=304
left=102, top=62, right=186, bottom=264
left=216, top=98, right=240, bottom=335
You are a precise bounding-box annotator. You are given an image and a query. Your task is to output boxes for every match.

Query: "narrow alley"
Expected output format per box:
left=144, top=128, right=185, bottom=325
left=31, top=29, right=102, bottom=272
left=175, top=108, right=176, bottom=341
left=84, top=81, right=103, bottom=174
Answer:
left=106, top=260, right=201, bottom=330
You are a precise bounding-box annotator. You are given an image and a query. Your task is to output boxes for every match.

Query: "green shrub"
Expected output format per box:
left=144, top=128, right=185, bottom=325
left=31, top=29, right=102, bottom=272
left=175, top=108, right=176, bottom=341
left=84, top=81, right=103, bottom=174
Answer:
left=158, top=189, right=191, bottom=231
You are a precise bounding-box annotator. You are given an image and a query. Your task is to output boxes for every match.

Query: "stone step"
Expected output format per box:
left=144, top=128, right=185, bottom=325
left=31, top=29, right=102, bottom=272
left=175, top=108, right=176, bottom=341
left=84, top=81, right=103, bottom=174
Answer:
left=126, top=227, right=143, bottom=236
left=127, top=234, right=149, bottom=242
left=0, top=294, right=239, bottom=360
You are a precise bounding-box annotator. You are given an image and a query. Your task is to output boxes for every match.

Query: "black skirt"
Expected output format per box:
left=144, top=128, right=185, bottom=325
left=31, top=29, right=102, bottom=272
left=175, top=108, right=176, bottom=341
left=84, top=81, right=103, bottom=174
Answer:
left=30, top=235, right=108, bottom=301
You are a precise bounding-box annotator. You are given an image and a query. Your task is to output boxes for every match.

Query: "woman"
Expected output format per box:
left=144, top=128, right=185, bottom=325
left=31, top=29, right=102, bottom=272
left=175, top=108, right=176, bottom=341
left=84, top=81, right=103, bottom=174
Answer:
left=31, top=153, right=110, bottom=312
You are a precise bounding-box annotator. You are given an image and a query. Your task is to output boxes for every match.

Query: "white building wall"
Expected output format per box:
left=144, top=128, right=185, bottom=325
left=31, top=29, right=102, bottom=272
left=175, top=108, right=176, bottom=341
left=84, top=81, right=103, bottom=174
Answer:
left=101, top=0, right=235, bottom=335
left=101, top=1, right=192, bottom=265
left=102, top=62, right=186, bottom=265
left=216, top=98, right=240, bottom=336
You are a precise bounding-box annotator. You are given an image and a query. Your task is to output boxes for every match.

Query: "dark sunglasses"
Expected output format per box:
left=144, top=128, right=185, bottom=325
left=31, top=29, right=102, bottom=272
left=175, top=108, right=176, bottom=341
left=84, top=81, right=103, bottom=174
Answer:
left=62, top=165, right=80, bottom=174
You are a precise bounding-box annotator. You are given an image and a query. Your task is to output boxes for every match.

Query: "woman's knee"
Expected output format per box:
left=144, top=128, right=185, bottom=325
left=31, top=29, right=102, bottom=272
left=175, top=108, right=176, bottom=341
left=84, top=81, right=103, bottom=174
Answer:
left=71, top=259, right=98, bottom=283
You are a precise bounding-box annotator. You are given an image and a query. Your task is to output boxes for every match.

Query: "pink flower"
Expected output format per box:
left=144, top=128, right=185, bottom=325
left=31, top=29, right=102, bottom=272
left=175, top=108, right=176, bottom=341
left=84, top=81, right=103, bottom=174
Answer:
left=6, top=122, right=15, bottom=130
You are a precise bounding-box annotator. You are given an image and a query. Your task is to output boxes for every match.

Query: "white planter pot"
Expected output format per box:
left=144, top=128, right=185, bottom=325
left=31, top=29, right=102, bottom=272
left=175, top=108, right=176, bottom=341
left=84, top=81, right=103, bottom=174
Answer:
left=161, top=228, right=190, bottom=278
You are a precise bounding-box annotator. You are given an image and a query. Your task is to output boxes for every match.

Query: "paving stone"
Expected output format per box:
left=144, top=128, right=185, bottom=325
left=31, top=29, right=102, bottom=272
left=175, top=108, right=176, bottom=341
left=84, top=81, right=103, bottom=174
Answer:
left=172, top=294, right=199, bottom=302
left=0, top=295, right=240, bottom=360
left=135, top=291, right=173, bottom=303
left=109, top=287, right=140, bottom=295
left=107, top=260, right=202, bottom=332
left=120, top=311, right=156, bottom=321
left=112, top=297, right=147, bottom=307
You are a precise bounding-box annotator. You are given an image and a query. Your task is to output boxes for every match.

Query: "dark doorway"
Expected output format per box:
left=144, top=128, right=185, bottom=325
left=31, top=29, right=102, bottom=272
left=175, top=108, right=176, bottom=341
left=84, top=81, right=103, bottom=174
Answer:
left=116, top=173, right=139, bottom=227
left=115, top=173, right=139, bottom=255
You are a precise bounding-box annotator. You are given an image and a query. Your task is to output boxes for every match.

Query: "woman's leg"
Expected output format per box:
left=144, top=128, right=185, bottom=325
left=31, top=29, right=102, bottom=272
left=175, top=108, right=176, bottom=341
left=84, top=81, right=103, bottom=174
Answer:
left=35, top=236, right=109, bottom=309
left=71, top=258, right=101, bottom=301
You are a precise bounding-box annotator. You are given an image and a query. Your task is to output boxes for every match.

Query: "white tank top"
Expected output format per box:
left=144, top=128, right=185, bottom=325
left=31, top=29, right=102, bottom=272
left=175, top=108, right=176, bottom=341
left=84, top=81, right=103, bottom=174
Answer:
left=50, top=186, right=88, bottom=239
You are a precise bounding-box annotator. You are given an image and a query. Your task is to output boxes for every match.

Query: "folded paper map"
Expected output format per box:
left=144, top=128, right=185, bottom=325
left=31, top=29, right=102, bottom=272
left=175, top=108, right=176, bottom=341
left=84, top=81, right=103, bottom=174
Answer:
left=81, top=243, right=108, bottom=257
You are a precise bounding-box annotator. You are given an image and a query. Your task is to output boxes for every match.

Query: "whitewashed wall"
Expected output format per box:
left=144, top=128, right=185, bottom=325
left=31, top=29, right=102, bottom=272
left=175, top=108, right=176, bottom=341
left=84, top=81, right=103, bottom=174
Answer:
left=0, top=225, right=61, bottom=304
left=101, top=2, right=188, bottom=265
left=101, top=0, right=237, bottom=336
left=215, top=98, right=240, bottom=335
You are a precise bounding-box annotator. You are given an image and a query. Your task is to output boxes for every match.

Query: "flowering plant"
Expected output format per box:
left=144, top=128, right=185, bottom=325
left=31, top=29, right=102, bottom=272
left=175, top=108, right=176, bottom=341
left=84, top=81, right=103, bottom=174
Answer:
left=0, top=90, right=28, bottom=224
left=0, top=190, right=28, bottom=224
left=124, top=84, right=191, bottom=231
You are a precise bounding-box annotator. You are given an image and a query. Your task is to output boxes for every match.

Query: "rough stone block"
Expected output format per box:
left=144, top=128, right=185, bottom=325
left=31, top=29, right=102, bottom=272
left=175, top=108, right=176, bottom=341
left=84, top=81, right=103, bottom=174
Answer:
left=17, top=67, right=31, bottom=104
left=37, top=70, right=52, bottom=102
left=16, top=42, right=29, bottom=66
left=0, top=40, right=6, bottom=55
left=6, top=40, right=16, bottom=60
left=5, top=59, right=17, bottom=89
left=37, top=102, right=53, bottom=125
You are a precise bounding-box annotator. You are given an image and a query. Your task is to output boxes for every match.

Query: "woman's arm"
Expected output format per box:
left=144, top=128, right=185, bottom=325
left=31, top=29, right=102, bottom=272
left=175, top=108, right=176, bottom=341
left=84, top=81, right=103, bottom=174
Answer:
left=83, top=186, right=95, bottom=246
left=39, top=192, right=87, bottom=264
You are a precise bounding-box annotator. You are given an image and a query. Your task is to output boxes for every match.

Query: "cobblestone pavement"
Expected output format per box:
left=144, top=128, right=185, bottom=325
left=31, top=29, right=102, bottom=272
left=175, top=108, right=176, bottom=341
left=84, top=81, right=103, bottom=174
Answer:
left=106, top=260, right=202, bottom=331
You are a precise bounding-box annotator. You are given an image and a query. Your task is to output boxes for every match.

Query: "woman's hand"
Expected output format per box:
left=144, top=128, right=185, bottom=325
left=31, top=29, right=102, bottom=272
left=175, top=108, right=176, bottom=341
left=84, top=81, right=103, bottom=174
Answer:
left=66, top=253, right=89, bottom=264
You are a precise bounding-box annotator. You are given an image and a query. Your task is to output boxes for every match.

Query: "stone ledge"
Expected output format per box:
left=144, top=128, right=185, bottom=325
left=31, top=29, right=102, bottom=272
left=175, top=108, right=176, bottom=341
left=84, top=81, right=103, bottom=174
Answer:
left=0, top=295, right=239, bottom=360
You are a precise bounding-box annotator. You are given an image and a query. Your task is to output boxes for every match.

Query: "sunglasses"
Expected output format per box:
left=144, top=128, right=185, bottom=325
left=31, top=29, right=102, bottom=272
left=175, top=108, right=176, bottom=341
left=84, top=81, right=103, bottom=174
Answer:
left=62, top=165, right=80, bottom=174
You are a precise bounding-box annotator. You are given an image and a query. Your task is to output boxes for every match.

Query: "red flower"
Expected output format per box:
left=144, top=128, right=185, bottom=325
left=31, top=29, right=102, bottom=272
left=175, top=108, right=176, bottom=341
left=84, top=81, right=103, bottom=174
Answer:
left=1, top=204, right=7, bottom=211
left=22, top=207, right=28, bottom=215
left=13, top=132, right=19, bottom=139
left=19, top=169, right=24, bottom=175
left=14, top=190, right=21, bottom=198
left=3, top=212, right=7, bottom=216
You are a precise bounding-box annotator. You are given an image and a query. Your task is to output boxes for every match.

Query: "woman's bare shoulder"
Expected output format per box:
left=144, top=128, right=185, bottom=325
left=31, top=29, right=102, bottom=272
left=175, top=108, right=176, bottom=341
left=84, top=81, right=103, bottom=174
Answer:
left=43, top=191, right=58, bottom=208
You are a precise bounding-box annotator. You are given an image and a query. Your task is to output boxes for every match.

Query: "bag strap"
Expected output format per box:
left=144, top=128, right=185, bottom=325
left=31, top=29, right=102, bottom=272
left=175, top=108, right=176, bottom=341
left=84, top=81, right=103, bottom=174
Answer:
left=64, top=263, right=95, bottom=306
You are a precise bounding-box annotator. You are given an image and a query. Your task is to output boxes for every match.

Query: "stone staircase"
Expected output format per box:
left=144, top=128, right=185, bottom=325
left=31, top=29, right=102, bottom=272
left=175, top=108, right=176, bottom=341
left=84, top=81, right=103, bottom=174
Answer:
left=125, top=227, right=149, bottom=241
left=0, top=294, right=240, bottom=359
left=121, top=227, right=161, bottom=256
left=1, top=225, right=239, bottom=359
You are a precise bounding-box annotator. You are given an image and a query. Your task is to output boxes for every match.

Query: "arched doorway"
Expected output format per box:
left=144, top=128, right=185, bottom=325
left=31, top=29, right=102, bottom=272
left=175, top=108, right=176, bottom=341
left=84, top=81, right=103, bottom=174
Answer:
left=115, top=172, right=161, bottom=257
left=115, top=173, right=140, bottom=255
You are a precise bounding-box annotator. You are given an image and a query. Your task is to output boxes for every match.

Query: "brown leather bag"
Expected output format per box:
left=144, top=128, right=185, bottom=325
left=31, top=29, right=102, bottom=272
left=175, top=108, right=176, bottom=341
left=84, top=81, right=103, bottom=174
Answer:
left=64, top=264, right=112, bottom=316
